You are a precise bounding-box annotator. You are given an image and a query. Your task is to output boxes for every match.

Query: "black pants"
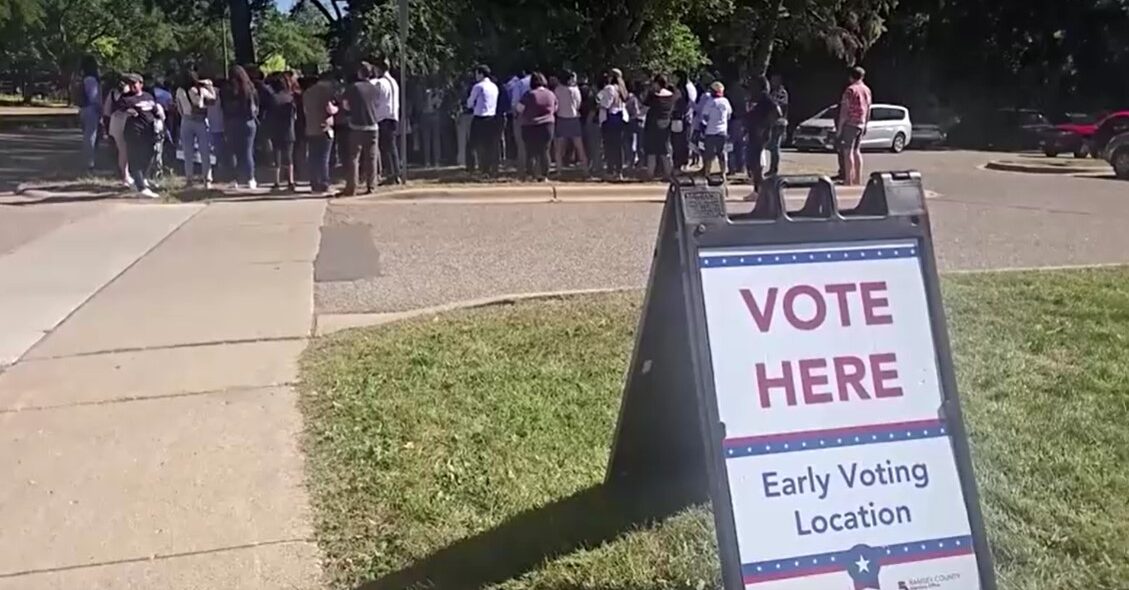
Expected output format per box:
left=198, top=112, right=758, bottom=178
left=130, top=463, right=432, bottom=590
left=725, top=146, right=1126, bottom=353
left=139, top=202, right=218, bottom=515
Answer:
left=671, top=130, right=689, bottom=169
left=522, top=123, right=553, bottom=180
left=601, top=117, right=626, bottom=175
left=126, top=138, right=155, bottom=191
left=471, top=116, right=500, bottom=175
left=378, top=119, right=401, bottom=182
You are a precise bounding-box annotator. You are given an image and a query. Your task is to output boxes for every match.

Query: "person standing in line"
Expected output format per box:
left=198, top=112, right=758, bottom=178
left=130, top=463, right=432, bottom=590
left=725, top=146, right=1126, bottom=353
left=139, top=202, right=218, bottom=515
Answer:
left=837, top=66, right=872, bottom=186
left=103, top=76, right=133, bottom=186
left=675, top=70, right=698, bottom=111
left=206, top=77, right=230, bottom=183
left=372, top=60, right=402, bottom=185
left=579, top=79, right=602, bottom=175
left=553, top=70, right=587, bottom=174
left=339, top=62, right=381, bottom=196
left=303, top=71, right=339, bottom=194
left=419, top=85, right=443, bottom=167
left=670, top=71, right=692, bottom=171
left=220, top=65, right=260, bottom=189
left=625, top=81, right=646, bottom=168
left=457, top=75, right=476, bottom=170
left=466, top=64, right=500, bottom=177
left=597, top=69, right=630, bottom=181
left=516, top=72, right=557, bottom=182
left=505, top=70, right=531, bottom=164
left=768, top=73, right=790, bottom=177
left=151, top=75, right=175, bottom=166
left=77, top=56, right=102, bottom=172
left=115, top=73, right=165, bottom=198
left=700, top=81, right=733, bottom=178
left=642, top=73, right=676, bottom=180
left=265, top=71, right=300, bottom=192
left=175, top=70, right=216, bottom=188
left=745, top=76, right=782, bottom=192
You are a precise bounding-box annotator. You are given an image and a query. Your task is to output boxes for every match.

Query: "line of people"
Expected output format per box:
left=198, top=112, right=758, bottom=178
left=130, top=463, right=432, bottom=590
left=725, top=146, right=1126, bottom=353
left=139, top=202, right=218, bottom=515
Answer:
left=77, top=55, right=406, bottom=198
left=458, top=65, right=794, bottom=187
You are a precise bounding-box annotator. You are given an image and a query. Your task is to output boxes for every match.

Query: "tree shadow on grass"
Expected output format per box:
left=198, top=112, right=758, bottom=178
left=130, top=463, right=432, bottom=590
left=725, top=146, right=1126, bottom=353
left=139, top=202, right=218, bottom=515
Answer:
left=355, top=478, right=705, bottom=590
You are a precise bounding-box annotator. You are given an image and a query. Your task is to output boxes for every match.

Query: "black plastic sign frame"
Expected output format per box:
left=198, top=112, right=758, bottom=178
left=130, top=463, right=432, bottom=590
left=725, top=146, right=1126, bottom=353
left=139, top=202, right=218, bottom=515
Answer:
left=606, top=172, right=997, bottom=590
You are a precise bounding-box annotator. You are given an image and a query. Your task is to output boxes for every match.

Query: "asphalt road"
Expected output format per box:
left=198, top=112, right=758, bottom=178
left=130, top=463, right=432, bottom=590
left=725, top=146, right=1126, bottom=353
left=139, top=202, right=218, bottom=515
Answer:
left=315, top=149, right=1129, bottom=314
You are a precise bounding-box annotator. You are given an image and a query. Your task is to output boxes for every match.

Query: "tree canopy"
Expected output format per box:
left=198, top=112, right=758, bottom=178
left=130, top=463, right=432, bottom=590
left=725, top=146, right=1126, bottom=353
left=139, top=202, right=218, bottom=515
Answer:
left=0, top=0, right=1126, bottom=115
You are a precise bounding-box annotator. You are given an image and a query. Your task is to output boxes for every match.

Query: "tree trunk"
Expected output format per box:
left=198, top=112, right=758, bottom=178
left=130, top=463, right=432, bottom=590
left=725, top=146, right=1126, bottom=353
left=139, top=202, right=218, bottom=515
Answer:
left=229, top=0, right=256, bottom=65
left=749, top=0, right=784, bottom=77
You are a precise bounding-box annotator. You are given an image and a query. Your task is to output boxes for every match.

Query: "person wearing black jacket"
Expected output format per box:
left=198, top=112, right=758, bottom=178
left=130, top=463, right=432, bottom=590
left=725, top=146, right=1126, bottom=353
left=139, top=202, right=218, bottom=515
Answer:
left=115, top=73, right=166, bottom=198
left=744, top=76, right=782, bottom=191
left=264, top=71, right=300, bottom=192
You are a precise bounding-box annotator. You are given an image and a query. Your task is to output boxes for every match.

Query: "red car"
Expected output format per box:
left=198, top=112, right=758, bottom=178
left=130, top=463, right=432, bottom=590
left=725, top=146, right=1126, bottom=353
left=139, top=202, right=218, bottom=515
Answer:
left=1042, top=111, right=1129, bottom=158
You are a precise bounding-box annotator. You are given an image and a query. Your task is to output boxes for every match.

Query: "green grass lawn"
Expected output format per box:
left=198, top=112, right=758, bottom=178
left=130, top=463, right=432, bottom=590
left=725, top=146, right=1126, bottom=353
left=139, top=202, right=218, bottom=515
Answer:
left=299, top=268, right=1129, bottom=590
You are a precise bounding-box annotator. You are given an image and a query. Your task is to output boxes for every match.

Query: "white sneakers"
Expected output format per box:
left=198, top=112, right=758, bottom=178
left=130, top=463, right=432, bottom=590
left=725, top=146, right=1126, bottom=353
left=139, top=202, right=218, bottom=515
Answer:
left=138, top=188, right=160, bottom=199
left=247, top=179, right=258, bottom=190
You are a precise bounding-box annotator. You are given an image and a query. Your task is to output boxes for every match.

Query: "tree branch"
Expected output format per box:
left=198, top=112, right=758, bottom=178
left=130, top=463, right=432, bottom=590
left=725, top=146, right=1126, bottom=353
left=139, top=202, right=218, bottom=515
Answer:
left=305, top=0, right=337, bottom=22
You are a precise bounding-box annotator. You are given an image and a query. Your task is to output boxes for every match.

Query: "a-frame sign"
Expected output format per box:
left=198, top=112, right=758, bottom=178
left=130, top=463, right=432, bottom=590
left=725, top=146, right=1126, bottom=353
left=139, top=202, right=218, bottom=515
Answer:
left=607, top=172, right=997, bottom=590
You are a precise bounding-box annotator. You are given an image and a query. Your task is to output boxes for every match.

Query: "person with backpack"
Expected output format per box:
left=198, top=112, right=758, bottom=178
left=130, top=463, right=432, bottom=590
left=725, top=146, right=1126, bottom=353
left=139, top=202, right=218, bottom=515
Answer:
left=220, top=65, right=260, bottom=189
left=175, top=70, right=216, bottom=188
left=115, top=73, right=166, bottom=198
left=76, top=55, right=102, bottom=172
left=745, top=76, right=782, bottom=191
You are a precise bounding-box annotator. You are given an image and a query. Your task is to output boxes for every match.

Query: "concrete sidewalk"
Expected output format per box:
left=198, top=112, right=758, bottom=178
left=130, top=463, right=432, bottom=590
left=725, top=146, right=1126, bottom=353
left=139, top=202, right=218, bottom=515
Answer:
left=0, top=200, right=325, bottom=589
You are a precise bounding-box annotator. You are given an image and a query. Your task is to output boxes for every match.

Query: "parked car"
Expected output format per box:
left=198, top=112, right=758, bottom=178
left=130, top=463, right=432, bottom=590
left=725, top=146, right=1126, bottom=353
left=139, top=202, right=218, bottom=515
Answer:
left=909, top=123, right=947, bottom=148
left=792, top=104, right=913, bottom=153
left=1103, top=132, right=1129, bottom=179
left=949, top=108, right=1054, bottom=150
left=1040, top=113, right=1098, bottom=158
left=1090, top=111, right=1129, bottom=156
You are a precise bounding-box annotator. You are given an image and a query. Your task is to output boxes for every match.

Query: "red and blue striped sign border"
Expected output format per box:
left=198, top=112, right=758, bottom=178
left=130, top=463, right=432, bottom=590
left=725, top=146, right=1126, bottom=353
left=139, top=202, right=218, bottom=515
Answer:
left=741, top=535, right=974, bottom=585
left=700, top=245, right=919, bottom=269
left=723, top=419, right=947, bottom=459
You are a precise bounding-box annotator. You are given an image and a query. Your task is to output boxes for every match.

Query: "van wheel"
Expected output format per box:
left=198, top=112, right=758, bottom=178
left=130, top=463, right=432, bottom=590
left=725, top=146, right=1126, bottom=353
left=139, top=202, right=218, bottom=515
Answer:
left=891, top=133, right=907, bottom=153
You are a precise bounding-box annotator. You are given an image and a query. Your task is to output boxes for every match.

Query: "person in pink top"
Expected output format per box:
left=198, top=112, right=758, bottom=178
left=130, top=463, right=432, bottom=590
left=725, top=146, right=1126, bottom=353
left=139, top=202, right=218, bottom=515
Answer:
left=837, top=66, right=872, bottom=186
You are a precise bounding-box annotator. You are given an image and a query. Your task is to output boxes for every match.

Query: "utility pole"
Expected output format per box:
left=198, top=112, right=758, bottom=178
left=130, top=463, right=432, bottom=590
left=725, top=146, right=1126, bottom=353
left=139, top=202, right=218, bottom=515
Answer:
left=398, top=0, right=408, bottom=181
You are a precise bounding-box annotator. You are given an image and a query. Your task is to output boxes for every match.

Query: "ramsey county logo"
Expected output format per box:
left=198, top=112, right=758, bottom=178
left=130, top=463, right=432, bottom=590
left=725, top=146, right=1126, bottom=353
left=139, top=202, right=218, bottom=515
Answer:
left=897, top=572, right=962, bottom=590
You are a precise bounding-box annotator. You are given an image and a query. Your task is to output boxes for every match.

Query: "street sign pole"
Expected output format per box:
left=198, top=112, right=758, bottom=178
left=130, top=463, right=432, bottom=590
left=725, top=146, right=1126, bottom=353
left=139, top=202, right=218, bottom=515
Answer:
left=398, top=0, right=408, bottom=182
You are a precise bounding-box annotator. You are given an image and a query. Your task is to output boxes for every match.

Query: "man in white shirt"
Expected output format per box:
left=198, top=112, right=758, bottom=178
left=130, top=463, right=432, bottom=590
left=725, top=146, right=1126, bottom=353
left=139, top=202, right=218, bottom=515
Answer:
left=700, top=81, right=733, bottom=178
left=466, top=65, right=500, bottom=176
left=371, top=60, right=402, bottom=185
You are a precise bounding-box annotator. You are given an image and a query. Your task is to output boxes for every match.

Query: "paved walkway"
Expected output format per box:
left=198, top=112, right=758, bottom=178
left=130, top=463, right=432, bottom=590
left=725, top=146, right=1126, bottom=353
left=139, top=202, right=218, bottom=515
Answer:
left=0, top=200, right=323, bottom=589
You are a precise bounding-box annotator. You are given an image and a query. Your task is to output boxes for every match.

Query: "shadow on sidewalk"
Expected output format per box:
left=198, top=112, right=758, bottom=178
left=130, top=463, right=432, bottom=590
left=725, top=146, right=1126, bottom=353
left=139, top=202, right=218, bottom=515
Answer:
left=353, top=479, right=704, bottom=590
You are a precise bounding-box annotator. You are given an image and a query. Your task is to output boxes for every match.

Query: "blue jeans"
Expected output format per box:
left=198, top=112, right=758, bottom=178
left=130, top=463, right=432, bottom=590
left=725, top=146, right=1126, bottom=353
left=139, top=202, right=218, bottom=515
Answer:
left=180, top=118, right=212, bottom=182
left=767, top=123, right=785, bottom=175
left=226, top=118, right=257, bottom=184
left=80, top=107, right=100, bottom=169
left=307, top=133, right=333, bottom=190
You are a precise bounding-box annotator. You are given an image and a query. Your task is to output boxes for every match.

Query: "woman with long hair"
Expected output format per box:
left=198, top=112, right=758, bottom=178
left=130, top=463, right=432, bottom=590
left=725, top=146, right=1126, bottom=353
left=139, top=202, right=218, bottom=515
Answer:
left=265, top=71, right=300, bottom=191
left=596, top=68, right=629, bottom=180
left=220, top=65, right=260, bottom=189
left=175, top=68, right=217, bottom=188
left=78, top=55, right=102, bottom=171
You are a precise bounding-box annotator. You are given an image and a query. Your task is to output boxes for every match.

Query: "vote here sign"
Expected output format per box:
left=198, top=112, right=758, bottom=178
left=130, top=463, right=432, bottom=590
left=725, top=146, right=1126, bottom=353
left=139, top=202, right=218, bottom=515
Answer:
left=698, top=241, right=981, bottom=590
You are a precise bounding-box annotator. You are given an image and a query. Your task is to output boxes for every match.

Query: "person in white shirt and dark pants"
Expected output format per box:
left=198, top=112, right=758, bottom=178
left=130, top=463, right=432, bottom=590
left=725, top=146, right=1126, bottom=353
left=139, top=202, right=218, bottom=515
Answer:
left=372, top=60, right=402, bottom=185
left=466, top=65, right=501, bottom=176
left=700, top=81, right=733, bottom=178
left=597, top=68, right=630, bottom=180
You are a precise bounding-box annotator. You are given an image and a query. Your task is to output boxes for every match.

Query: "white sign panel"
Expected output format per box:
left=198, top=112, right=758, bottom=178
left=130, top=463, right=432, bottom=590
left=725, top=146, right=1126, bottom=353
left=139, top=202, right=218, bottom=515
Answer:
left=698, top=241, right=981, bottom=590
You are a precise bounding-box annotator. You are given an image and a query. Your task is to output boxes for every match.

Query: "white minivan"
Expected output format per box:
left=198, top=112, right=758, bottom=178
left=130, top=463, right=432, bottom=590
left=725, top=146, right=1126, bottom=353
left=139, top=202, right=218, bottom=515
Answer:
left=792, top=104, right=913, bottom=153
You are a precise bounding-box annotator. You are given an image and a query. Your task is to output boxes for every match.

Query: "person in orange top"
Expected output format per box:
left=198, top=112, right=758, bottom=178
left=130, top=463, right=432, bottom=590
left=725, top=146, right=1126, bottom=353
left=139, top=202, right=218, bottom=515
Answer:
left=837, top=66, right=872, bottom=186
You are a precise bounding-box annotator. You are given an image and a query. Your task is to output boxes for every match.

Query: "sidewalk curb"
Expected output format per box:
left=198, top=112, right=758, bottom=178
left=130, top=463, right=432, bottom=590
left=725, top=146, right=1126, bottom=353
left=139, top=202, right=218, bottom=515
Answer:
left=314, top=287, right=635, bottom=336
left=983, top=160, right=1112, bottom=175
